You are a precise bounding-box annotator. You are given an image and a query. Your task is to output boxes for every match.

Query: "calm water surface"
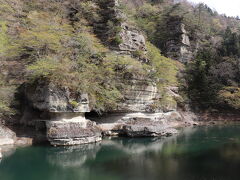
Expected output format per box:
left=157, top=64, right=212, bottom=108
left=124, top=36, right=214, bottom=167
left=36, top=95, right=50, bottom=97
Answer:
left=1, top=125, right=240, bottom=180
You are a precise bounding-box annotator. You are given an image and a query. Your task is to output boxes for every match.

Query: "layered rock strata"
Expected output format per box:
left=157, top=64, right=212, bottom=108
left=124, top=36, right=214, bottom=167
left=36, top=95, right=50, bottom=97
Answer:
left=95, top=0, right=147, bottom=55
left=21, top=82, right=101, bottom=146
left=94, top=110, right=195, bottom=137
left=46, top=114, right=102, bottom=146
left=166, top=16, right=193, bottom=63
left=14, top=1, right=197, bottom=147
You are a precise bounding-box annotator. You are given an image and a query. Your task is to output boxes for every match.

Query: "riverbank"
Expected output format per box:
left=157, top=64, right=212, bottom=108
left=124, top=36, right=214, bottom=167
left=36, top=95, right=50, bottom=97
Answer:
left=1, top=109, right=240, bottom=152
left=2, top=124, right=240, bottom=180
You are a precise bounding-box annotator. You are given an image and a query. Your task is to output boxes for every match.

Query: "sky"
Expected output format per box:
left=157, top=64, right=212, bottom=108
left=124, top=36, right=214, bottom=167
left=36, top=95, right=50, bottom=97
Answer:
left=189, top=0, right=240, bottom=17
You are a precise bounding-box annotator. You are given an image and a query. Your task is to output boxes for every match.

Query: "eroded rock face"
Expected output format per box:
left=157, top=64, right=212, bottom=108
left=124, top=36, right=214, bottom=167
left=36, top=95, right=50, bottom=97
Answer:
left=0, top=125, right=16, bottom=146
left=46, top=118, right=102, bottom=146
left=122, top=117, right=178, bottom=137
left=97, top=111, right=186, bottom=137
left=166, top=16, right=193, bottom=63
left=117, top=80, right=162, bottom=113
left=118, top=23, right=147, bottom=53
left=24, top=82, right=89, bottom=113
left=95, top=0, right=147, bottom=55
left=21, top=82, right=102, bottom=146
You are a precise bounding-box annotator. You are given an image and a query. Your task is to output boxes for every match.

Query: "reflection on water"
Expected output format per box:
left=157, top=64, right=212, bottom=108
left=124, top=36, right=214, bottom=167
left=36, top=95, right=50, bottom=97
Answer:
left=47, top=143, right=101, bottom=168
left=1, top=125, right=240, bottom=180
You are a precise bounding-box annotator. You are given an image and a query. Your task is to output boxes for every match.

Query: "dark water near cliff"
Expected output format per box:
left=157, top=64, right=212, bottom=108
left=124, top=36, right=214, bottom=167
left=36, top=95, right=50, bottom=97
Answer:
left=1, top=125, right=240, bottom=180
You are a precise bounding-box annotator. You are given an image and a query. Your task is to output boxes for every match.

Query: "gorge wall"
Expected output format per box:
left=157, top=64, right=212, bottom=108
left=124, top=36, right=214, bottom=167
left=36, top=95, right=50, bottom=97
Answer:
left=165, top=16, right=193, bottom=63
left=0, top=0, right=200, bottom=147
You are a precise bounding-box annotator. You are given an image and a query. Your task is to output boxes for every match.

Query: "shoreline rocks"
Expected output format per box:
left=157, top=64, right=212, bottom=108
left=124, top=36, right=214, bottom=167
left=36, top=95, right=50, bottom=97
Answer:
left=46, top=118, right=102, bottom=146
left=0, top=125, right=16, bottom=146
left=96, top=111, right=195, bottom=138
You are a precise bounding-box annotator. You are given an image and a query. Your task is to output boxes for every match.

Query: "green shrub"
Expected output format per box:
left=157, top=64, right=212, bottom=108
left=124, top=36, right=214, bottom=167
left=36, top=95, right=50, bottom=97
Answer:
left=112, top=35, right=123, bottom=45
left=0, top=86, right=16, bottom=118
left=69, top=100, right=79, bottom=108
left=146, top=42, right=178, bottom=87
left=218, top=87, right=240, bottom=110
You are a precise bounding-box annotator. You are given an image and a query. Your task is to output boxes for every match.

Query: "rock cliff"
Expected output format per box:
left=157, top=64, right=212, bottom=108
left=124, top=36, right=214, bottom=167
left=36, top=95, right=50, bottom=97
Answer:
left=20, top=82, right=101, bottom=146
left=0, top=0, right=198, bottom=147
left=95, top=0, right=147, bottom=56
left=165, top=16, right=193, bottom=63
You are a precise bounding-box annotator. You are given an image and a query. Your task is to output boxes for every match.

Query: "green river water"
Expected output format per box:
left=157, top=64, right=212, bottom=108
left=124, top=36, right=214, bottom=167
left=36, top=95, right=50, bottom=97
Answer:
left=1, top=125, right=240, bottom=180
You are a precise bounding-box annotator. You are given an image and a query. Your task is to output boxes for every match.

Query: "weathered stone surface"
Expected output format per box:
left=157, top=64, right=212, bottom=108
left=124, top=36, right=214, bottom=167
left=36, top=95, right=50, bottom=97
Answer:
left=20, top=82, right=102, bottom=146
left=96, top=111, right=187, bottom=137
left=46, top=118, right=102, bottom=146
left=122, top=118, right=178, bottom=137
left=0, top=125, right=16, bottom=146
left=24, top=82, right=89, bottom=113
left=95, top=0, right=147, bottom=55
left=118, top=23, right=147, bottom=53
left=117, top=80, right=162, bottom=113
left=166, top=16, right=193, bottom=63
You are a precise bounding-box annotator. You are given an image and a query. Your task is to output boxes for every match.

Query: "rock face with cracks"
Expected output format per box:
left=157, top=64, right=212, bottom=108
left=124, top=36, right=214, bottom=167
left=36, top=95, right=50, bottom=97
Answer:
left=46, top=119, right=102, bottom=146
left=166, top=16, right=193, bottom=63
left=21, top=82, right=101, bottom=146
left=96, top=111, right=194, bottom=137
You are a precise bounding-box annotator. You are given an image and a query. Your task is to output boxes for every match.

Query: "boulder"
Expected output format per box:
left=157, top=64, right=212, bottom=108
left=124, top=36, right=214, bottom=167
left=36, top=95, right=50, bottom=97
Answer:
left=122, top=118, right=178, bottom=137
left=97, top=111, right=184, bottom=137
left=0, top=125, right=16, bottom=146
left=46, top=118, right=102, bottom=146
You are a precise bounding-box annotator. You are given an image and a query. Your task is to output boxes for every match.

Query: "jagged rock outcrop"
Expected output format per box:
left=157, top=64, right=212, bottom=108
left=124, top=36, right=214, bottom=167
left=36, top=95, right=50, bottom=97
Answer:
left=166, top=16, right=193, bottom=63
left=20, top=82, right=90, bottom=126
left=20, top=82, right=101, bottom=146
left=93, top=0, right=179, bottom=115
left=95, top=0, right=147, bottom=55
left=13, top=1, right=197, bottom=146
left=118, top=23, right=147, bottom=53
left=24, top=82, right=89, bottom=113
